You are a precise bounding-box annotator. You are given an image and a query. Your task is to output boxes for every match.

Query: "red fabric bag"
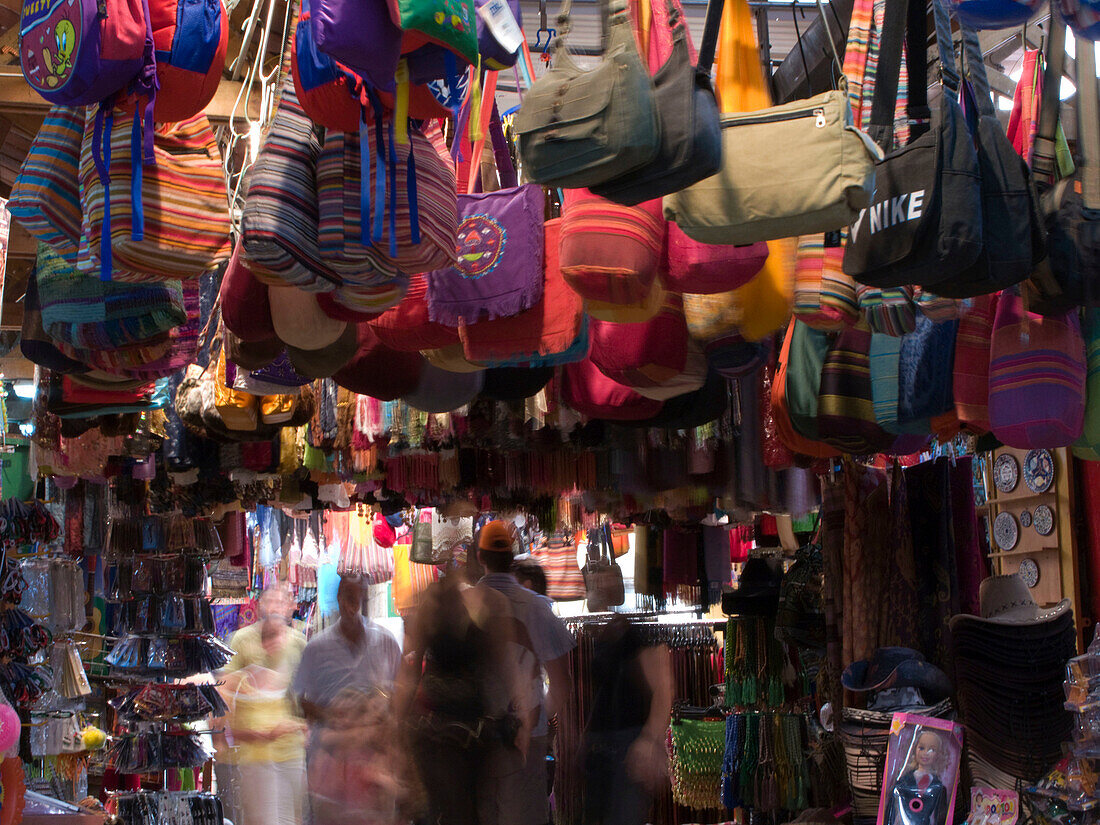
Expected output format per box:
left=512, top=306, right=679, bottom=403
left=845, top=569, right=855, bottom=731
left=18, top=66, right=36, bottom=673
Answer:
left=589, top=291, right=689, bottom=389
left=368, top=274, right=460, bottom=352
left=459, top=218, right=586, bottom=366
left=953, top=292, right=999, bottom=434
left=220, top=245, right=276, bottom=343
left=559, top=190, right=664, bottom=305
left=561, top=358, right=663, bottom=421
left=663, top=223, right=768, bottom=294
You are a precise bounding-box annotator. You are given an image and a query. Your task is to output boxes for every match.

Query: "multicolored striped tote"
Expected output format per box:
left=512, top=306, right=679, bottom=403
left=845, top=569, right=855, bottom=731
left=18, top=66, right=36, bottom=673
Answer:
left=242, top=76, right=342, bottom=292
left=816, top=320, right=894, bottom=454
left=793, top=237, right=859, bottom=331
left=858, top=284, right=917, bottom=337
left=952, top=292, right=997, bottom=434
left=559, top=190, right=663, bottom=306
left=533, top=534, right=586, bottom=601
left=8, top=106, right=85, bottom=262
left=316, top=118, right=454, bottom=281
left=36, top=243, right=187, bottom=351
left=80, top=110, right=232, bottom=282
left=989, top=291, right=1086, bottom=448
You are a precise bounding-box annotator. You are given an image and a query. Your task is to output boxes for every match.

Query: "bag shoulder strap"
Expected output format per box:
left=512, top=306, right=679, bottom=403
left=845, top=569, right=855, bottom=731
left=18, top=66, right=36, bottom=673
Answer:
left=960, top=27, right=996, bottom=119
left=1032, top=15, right=1068, bottom=182
left=1077, top=32, right=1100, bottom=209
left=865, top=0, right=909, bottom=147
left=695, top=0, right=725, bottom=75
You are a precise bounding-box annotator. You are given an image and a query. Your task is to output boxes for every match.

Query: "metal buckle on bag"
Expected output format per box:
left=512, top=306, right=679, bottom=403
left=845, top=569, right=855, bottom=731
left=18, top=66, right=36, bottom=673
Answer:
left=814, top=108, right=826, bottom=128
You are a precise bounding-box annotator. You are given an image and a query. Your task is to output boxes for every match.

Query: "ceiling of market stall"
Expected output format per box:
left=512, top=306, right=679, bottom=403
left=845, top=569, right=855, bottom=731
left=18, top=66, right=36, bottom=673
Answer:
left=0, top=0, right=1081, bottom=373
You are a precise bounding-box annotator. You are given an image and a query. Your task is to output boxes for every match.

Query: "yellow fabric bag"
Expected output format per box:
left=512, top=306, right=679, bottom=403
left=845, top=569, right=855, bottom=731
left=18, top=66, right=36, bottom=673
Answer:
left=214, top=348, right=259, bottom=431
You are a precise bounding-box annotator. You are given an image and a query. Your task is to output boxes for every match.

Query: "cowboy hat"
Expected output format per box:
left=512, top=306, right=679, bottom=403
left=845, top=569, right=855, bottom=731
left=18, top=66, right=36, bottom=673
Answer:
left=268, top=285, right=348, bottom=351
left=286, top=323, right=360, bottom=379
left=841, top=647, right=953, bottom=703
left=948, top=574, right=1071, bottom=630
left=403, top=360, right=484, bottom=413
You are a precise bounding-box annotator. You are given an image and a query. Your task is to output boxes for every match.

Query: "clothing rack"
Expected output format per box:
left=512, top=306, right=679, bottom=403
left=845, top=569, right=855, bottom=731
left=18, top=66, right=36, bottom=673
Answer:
left=557, top=619, right=727, bottom=825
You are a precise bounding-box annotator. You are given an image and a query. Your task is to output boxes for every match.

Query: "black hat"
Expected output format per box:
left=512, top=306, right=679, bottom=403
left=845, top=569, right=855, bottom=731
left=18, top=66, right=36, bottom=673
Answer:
left=841, top=647, right=953, bottom=703
left=722, top=557, right=783, bottom=617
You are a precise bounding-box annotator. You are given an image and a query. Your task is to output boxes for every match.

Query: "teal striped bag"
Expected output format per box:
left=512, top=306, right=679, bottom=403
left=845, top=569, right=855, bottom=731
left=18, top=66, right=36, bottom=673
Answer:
left=36, top=243, right=187, bottom=351
left=870, top=331, right=903, bottom=432
left=8, top=106, right=86, bottom=262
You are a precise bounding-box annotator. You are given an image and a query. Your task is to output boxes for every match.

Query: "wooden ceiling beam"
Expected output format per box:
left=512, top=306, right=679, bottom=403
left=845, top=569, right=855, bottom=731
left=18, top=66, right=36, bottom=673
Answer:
left=0, top=73, right=259, bottom=122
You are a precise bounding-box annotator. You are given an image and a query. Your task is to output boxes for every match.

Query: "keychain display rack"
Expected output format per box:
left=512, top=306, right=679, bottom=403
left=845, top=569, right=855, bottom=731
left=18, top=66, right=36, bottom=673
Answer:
left=101, top=491, right=232, bottom=825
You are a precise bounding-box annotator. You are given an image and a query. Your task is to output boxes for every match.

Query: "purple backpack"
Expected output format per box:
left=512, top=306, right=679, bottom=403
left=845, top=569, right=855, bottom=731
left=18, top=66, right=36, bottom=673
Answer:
left=310, top=0, right=402, bottom=93
left=20, top=0, right=155, bottom=106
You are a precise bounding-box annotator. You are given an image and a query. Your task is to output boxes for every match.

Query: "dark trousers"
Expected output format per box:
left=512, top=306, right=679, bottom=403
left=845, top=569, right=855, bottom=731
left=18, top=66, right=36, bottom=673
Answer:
left=581, top=727, right=652, bottom=825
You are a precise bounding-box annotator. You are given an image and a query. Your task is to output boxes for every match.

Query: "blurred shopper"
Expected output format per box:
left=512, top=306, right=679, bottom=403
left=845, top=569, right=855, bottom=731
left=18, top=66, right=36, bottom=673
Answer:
left=512, top=558, right=549, bottom=599
left=398, top=569, right=530, bottom=825
left=292, top=575, right=402, bottom=824
left=220, top=585, right=308, bottom=825
left=478, top=521, right=576, bottom=825
left=581, top=615, right=673, bottom=825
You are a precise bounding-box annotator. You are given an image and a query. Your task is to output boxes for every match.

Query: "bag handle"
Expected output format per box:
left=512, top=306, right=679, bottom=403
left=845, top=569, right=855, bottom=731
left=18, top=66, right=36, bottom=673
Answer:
left=695, top=0, right=725, bottom=79
left=960, top=27, right=996, bottom=119
left=1032, top=15, right=1067, bottom=182
left=646, top=0, right=693, bottom=73
left=1076, top=31, right=1100, bottom=210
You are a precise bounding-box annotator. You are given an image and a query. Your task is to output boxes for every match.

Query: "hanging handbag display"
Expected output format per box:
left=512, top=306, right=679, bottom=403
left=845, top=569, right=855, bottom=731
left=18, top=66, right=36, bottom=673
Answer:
left=952, top=292, right=998, bottom=434
left=583, top=527, right=625, bottom=612
left=588, top=0, right=721, bottom=205
left=931, top=27, right=1043, bottom=299
left=1030, top=20, right=1100, bottom=313
left=988, top=290, right=1086, bottom=448
left=816, top=320, right=894, bottom=454
left=513, top=0, right=660, bottom=189
left=663, top=0, right=880, bottom=246
left=532, top=533, right=586, bottom=601
left=842, top=0, right=983, bottom=289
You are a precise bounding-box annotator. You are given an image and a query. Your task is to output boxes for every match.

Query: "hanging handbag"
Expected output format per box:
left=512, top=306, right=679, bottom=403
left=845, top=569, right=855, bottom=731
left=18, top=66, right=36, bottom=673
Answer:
left=562, top=356, right=663, bottom=421
left=816, top=320, right=895, bottom=454
left=784, top=319, right=832, bottom=443
left=664, top=222, right=768, bottom=295
left=948, top=0, right=1042, bottom=28
left=770, top=321, right=839, bottom=459
left=589, top=291, right=690, bottom=390
left=8, top=106, right=85, bottom=261
left=425, top=183, right=544, bottom=326
left=513, top=0, right=660, bottom=189
left=952, top=292, right=998, bottom=434
left=582, top=528, right=624, bottom=611
left=842, top=0, right=983, bottom=289
left=80, top=110, right=232, bottom=283
left=530, top=536, right=585, bottom=602
left=368, top=275, right=461, bottom=351
left=663, top=0, right=879, bottom=246
left=1058, top=0, right=1100, bottom=39
left=931, top=27, right=1043, bottom=299
left=988, top=290, right=1086, bottom=448
left=241, top=75, right=343, bottom=292
left=1030, top=21, right=1100, bottom=313
left=1075, top=309, right=1100, bottom=456
left=460, top=218, right=588, bottom=367
left=858, top=285, right=917, bottom=337
left=310, top=0, right=403, bottom=94
left=588, top=0, right=721, bottom=205
left=409, top=508, right=449, bottom=564
left=894, top=314, right=958, bottom=434
left=559, top=190, right=663, bottom=306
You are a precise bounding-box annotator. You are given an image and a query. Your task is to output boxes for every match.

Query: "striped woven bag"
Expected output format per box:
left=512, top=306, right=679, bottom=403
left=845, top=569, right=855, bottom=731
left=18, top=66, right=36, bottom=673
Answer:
left=35, top=243, right=187, bottom=351
left=80, top=110, right=232, bottom=282
left=8, top=106, right=85, bottom=262
left=858, top=284, right=917, bottom=337
left=1074, top=309, right=1100, bottom=458
left=241, top=76, right=344, bottom=292
left=989, top=291, right=1086, bottom=448
left=817, top=320, right=894, bottom=454
left=316, top=118, right=456, bottom=279
left=952, top=292, right=998, bottom=433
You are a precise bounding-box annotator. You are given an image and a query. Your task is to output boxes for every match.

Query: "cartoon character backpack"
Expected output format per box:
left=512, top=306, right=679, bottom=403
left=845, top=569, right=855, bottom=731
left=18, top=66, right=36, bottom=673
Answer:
left=20, top=0, right=151, bottom=106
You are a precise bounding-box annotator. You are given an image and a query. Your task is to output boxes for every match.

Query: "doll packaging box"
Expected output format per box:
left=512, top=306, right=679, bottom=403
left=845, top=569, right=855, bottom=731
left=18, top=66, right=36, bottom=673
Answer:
left=876, top=713, right=964, bottom=825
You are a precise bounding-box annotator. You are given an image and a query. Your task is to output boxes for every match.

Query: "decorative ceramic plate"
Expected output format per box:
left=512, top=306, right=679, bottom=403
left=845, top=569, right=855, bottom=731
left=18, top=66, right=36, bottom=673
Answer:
left=1033, top=504, right=1055, bottom=536
left=1018, top=558, right=1040, bottom=588
left=1019, top=509, right=1032, bottom=528
left=994, top=453, right=1019, bottom=493
left=1023, top=449, right=1055, bottom=493
left=994, top=511, right=1019, bottom=551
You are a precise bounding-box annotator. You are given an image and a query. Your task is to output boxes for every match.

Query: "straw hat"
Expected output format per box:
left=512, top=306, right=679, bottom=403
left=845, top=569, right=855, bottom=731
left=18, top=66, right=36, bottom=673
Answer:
left=268, top=285, right=348, bottom=351
left=948, top=574, right=1071, bottom=631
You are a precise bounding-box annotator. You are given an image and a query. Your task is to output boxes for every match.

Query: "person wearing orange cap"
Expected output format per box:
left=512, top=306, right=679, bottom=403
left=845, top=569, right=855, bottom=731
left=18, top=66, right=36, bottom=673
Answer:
left=476, top=520, right=575, bottom=825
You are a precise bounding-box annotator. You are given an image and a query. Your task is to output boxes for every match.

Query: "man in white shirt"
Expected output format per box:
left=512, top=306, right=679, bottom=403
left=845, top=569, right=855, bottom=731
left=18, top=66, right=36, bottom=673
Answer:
left=291, top=575, right=401, bottom=823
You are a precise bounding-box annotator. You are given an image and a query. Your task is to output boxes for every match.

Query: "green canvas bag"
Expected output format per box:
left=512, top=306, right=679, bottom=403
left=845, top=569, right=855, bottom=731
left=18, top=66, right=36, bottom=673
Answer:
left=513, top=0, right=660, bottom=188
left=784, top=319, right=832, bottom=442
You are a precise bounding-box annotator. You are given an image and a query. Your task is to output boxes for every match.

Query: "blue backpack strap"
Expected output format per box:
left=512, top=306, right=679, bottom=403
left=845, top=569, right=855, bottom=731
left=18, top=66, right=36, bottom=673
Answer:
left=386, top=119, right=398, bottom=258
left=369, top=92, right=386, bottom=245
left=92, top=105, right=114, bottom=281
left=359, top=109, right=371, bottom=249
left=407, top=127, right=420, bottom=246
left=131, top=103, right=145, bottom=242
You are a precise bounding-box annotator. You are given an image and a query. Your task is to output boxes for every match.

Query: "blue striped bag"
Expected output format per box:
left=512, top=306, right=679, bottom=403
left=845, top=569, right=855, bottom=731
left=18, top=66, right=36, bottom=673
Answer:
left=8, top=106, right=85, bottom=262
left=37, top=242, right=187, bottom=351
left=858, top=284, right=917, bottom=336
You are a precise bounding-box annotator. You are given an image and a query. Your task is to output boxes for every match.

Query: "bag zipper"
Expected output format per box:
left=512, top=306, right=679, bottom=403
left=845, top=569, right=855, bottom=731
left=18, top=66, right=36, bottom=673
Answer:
left=726, top=107, right=828, bottom=128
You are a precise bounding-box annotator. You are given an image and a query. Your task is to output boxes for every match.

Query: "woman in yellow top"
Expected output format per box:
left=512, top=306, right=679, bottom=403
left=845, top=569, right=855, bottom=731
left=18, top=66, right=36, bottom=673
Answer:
left=219, top=586, right=307, bottom=825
